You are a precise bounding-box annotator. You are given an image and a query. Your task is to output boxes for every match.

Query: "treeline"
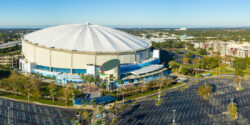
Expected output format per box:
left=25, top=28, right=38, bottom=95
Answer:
left=0, top=29, right=36, bottom=43
left=101, top=78, right=175, bottom=100
left=169, top=56, right=221, bottom=76
left=121, top=28, right=250, bottom=42
left=233, top=58, right=250, bottom=76
left=0, top=71, right=81, bottom=106
left=151, top=40, right=194, bottom=49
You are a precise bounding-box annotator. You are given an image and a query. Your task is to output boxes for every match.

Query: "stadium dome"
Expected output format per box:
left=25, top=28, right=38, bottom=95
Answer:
left=21, top=22, right=153, bottom=77
left=23, top=22, right=150, bottom=53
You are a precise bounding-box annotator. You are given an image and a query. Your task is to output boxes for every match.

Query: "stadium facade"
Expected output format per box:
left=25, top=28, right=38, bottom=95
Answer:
left=19, top=22, right=168, bottom=86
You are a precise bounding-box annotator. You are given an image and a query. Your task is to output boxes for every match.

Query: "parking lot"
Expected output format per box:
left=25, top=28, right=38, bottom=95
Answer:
left=0, top=98, right=76, bottom=125
left=117, top=77, right=250, bottom=125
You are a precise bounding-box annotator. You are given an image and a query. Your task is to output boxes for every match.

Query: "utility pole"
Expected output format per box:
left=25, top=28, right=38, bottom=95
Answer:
left=173, top=109, right=176, bottom=125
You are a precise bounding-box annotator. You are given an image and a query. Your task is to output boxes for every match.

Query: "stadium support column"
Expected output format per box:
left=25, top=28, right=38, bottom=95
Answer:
left=34, top=44, right=36, bottom=63
left=71, top=53, right=73, bottom=74
left=49, top=48, right=52, bottom=71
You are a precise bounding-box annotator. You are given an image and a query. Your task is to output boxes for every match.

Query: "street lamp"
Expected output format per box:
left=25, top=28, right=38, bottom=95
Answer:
left=158, top=89, right=161, bottom=101
left=123, top=92, right=125, bottom=105
left=72, top=92, right=75, bottom=107
left=173, top=109, right=176, bottom=125
left=76, top=112, right=80, bottom=124
left=7, top=107, right=11, bottom=125
left=28, top=89, right=30, bottom=103
left=231, top=98, right=234, bottom=111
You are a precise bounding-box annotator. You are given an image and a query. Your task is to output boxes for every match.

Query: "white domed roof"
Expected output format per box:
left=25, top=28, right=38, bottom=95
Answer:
left=24, top=22, right=150, bottom=53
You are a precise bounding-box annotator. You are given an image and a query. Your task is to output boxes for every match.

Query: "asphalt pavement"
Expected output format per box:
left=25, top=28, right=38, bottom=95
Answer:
left=116, top=77, right=250, bottom=125
left=0, top=97, right=77, bottom=125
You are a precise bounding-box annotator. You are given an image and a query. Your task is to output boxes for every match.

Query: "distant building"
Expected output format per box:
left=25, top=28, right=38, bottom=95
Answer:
left=193, top=41, right=250, bottom=58
left=0, top=55, right=20, bottom=68
left=225, top=42, right=250, bottom=58
left=175, top=28, right=187, bottom=31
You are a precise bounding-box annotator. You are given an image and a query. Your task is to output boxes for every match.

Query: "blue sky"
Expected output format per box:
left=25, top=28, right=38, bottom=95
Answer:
left=1, top=0, right=250, bottom=28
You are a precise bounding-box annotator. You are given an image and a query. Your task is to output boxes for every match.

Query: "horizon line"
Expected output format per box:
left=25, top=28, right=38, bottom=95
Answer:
left=1, top=24, right=250, bottom=29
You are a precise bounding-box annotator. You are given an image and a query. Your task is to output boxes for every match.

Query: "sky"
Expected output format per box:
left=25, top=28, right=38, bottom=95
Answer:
left=1, top=0, right=250, bottom=28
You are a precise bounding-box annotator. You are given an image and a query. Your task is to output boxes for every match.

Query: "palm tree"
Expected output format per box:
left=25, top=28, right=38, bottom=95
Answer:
left=115, top=77, right=122, bottom=98
left=81, top=75, right=90, bottom=91
left=31, top=76, right=41, bottom=99
left=48, top=82, right=57, bottom=104
left=22, top=75, right=35, bottom=102
left=8, top=71, right=20, bottom=96
left=62, top=84, right=73, bottom=106
left=81, top=75, right=95, bottom=92
left=100, top=80, right=107, bottom=89
left=84, top=112, right=92, bottom=125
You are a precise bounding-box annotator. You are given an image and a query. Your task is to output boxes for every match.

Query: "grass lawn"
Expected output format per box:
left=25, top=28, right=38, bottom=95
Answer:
left=187, top=49, right=205, bottom=57
left=0, top=90, right=73, bottom=106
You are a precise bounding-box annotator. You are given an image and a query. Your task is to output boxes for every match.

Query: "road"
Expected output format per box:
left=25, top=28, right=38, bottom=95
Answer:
left=115, top=77, right=250, bottom=125
left=0, top=41, right=21, bottom=49
left=0, top=97, right=77, bottom=125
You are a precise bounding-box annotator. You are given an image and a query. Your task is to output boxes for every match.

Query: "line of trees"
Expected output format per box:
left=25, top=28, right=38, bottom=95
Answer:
left=169, top=56, right=221, bottom=76
left=151, top=40, right=194, bottom=49
left=0, top=71, right=81, bottom=106
left=101, top=78, right=175, bottom=100
left=233, top=58, right=250, bottom=77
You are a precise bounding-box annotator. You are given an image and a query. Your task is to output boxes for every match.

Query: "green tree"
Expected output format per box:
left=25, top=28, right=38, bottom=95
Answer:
left=198, top=48, right=208, bottom=55
left=180, top=67, right=193, bottom=75
left=62, top=85, right=73, bottom=106
left=48, top=82, right=57, bottom=104
left=8, top=71, right=20, bottom=96
left=200, top=57, right=220, bottom=69
left=228, top=102, right=237, bottom=120
left=84, top=112, right=92, bottom=125
left=182, top=57, right=190, bottom=65
left=192, top=58, right=201, bottom=66
left=184, top=52, right=193, bottom=58
left=90, top=98, right=96, bottom=106
left=198, top=84, right=212, bottom=99
left=95, top=119, right=102, bottom=125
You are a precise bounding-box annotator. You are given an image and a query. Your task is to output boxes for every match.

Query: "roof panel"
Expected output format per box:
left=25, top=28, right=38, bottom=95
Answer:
left=24, top=23, right=150, bottom=52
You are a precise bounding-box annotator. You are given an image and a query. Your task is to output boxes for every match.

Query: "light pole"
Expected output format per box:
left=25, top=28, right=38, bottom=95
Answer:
left=195, top=68, right=198, bottom=81
left=7, top=107, right=11, bottom=125
left=231, top=98, right=234, bottom=111
left=72, top=92, right=75, bottom=106
left=123, top=92, right=125, bottom=105
left=76, top=112, right=80, bottom=124
left=158, top=89, right=161, bottom=101
left=28, top=89, right=30, bottom=103
left=204, top=76, right=207, bottom=88
left=173, top=109, right=176, bottom=125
